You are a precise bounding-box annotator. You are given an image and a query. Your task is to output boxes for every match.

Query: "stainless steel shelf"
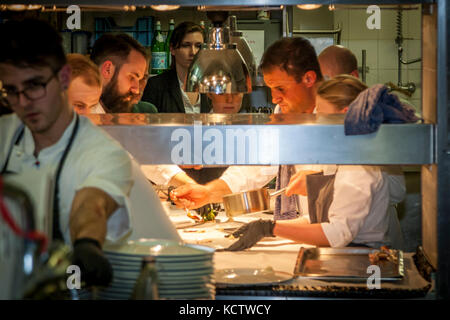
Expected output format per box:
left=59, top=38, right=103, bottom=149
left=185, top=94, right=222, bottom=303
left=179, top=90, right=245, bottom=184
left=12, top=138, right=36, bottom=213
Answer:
left=87, top=113, right=434, bottom=165
left=0, top=1, right=432, bottom=6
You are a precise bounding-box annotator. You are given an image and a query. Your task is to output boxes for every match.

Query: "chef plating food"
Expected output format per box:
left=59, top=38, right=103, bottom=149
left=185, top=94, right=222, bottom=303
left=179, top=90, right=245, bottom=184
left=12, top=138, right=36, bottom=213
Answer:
left=171, top=38, right=411, bottom=250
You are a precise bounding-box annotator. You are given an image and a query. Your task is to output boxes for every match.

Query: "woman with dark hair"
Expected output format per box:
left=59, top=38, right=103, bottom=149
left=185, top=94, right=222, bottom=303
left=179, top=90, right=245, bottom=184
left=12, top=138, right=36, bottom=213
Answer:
left=141, top=21, right=211, bottom=113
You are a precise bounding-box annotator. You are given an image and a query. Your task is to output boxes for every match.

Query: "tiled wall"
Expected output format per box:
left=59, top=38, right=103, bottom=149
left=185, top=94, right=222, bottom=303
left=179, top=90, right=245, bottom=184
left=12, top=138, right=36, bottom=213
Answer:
left=334, top=6, right=422, bottom=113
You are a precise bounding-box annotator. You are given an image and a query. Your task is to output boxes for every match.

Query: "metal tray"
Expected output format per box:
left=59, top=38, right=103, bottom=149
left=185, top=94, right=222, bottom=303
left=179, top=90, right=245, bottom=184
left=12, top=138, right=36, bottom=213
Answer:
left=294, top=247, right=404, bottom=282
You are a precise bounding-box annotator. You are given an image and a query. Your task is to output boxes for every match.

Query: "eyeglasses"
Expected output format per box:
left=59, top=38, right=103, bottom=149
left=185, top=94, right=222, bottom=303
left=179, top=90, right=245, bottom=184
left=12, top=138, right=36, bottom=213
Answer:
left=2, top=72, right=58, bottom=107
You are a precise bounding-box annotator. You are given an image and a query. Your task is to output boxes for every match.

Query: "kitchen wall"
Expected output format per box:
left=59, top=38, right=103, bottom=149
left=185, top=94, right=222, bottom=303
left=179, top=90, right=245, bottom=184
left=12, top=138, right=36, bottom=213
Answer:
left=34, top=5, right=422, bottom=113
left=333, top=5, right=422, bottom=114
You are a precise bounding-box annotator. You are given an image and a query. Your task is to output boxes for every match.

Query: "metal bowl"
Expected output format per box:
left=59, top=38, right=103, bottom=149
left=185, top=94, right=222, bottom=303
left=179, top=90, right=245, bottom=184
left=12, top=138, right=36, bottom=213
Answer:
left=222, top=188, right=285, bottom=217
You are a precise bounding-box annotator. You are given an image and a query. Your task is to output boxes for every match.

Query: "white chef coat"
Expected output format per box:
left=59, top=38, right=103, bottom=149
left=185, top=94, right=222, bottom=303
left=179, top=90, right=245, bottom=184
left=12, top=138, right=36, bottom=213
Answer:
left=219, top=105, right=402, bottom=247
left=0, top=113, right=133, bottom=245
left=140, top=164, right=183, bottom=186
left=127, top=158, right=181, bottom=241
left=221, top=164, right=392, bottom=247
left=88, top=100, right=183, bottom=187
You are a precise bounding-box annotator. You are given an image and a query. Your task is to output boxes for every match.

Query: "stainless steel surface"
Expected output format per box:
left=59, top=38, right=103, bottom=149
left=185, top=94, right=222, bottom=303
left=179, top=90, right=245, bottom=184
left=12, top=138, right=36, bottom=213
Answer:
left=185, top=25, right=251, bottom=94
left=361, top=49, right=367, bottom=83
left=294, top=247, right=405, bottom=282
left=131, top=256, right=159, bottom=300
left=222, top=187, right=284, bottom=217
left=87, top=113, right=433, bottom=165
left=229, top=16, right=257, bottom=85
left=0, top=181, right=39, bottom=299
left=223, top=188, right=269, bottom=217
left=0, top=1, right=431, bottom=6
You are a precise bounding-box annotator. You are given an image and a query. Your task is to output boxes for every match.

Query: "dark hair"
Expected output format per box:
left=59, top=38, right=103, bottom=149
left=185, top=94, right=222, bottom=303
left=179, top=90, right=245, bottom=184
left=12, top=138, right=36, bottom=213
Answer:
left=90, top=33, right=148, bottom=69
left=260, top=37, right=323, bottom=83
left=0, top=18, right=66, bottom=72
left=67, top=53, right=102, bottom=87
left=170, top=21, right=204, bottom=50
left=169, top=21, right=204, bottom=68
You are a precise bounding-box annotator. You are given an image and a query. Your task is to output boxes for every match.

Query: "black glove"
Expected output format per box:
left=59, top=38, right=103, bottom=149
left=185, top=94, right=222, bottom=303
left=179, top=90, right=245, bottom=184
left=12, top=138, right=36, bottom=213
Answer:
left=224, top=219, right=275, bottom=251
left=72, top=238, right=113, bottom=287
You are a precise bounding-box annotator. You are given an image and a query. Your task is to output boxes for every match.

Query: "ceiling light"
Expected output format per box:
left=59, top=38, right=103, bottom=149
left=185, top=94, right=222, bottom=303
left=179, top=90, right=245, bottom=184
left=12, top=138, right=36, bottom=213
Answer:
left=7, top=5, right=27, bottom=11
left=150, top=5, right=180, bottom=11
left=296, top=4, right=322, bottom=10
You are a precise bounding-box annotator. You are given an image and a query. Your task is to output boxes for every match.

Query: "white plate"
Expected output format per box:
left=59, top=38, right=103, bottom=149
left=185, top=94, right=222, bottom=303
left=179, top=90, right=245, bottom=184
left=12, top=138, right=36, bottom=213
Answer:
left=158, top=275, right=214, bottom=284
left=104, top=238, right=214, bottom=257
left=215, top=268, right=293, bottom=286
left=105, top=252, right=213, bottom=265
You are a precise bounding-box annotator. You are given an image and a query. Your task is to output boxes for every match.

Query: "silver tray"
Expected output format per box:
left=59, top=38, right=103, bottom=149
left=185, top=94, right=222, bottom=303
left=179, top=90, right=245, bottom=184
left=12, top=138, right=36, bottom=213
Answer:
left=294, top=247, right=404, bottom=282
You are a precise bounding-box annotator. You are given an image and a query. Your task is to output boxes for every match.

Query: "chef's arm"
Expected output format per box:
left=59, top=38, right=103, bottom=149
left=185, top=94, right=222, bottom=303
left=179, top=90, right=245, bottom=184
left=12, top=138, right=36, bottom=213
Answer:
left=273, top=218, right=331, bottom=247
left=205, top=179, right=232, bottom=203
left=168, top=171, right=198, bottom=187
left=170, top=178, right=232, bottom=209
left=69, top=187, right=118, bottom=246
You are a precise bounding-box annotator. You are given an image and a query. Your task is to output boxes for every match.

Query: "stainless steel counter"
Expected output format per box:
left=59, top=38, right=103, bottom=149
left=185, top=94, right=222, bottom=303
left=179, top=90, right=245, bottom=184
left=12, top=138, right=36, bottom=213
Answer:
left=87, top=113, right=433, bottom=165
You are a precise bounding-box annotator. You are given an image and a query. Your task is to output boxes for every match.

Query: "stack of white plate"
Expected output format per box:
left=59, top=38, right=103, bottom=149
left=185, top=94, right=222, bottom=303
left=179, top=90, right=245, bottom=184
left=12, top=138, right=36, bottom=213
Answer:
left=99, top=239, right=215, bottom=300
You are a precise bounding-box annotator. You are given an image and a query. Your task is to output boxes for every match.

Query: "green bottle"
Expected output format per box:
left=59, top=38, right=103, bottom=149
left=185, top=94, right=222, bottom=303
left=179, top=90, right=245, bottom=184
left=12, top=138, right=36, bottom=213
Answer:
left=151, top=20, right=167, bottom=75
left=165, top=19, right=175, bottom=69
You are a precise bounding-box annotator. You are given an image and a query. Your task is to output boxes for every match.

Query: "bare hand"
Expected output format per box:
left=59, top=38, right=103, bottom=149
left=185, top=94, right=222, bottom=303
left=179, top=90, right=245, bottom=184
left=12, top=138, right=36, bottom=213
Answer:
left=285, top=170, right=322, bottom=197
left=169, top=184, right=211, bottom=209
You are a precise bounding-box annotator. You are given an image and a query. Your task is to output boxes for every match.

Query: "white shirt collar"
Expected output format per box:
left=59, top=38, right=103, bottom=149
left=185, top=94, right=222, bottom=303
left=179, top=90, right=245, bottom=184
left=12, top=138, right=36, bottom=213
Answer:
left=22, top=113, right=77, bottom=158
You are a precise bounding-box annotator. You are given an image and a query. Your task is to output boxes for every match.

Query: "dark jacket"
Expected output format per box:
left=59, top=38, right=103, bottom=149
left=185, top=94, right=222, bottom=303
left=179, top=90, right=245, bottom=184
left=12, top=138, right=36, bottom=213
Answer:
left=141, top=68, right=211, bottom=113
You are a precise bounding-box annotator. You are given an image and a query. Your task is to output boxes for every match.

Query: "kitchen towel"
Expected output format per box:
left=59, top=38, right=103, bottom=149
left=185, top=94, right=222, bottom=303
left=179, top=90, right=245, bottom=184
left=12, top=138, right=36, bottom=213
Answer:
left=344, top=84, right=420, bottom=135
left=274, top=165, right=299, bottom=220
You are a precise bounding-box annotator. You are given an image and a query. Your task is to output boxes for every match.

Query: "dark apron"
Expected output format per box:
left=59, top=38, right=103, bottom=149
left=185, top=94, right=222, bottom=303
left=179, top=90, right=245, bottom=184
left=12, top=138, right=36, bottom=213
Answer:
left=1, top=115, right=80, bottom=241
left=305, top=172, right=335, bottom=224
left=183, top=166, right=228, bottom=185
left=306, top=172, right=371, bottom=248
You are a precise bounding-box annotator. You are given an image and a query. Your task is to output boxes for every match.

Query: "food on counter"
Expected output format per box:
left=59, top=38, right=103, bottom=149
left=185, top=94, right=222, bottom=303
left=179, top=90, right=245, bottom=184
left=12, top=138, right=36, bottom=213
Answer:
left=196, top=239, right=213, bottom=244
left=186, top=209, right=202, bottom=222
left=183, top=229, right=206, bottom=233
left=186, top=207, right=217, bottom=222
left=202, top=207, right=217, bottom=222
left=369, top=246, right=399, bottom=264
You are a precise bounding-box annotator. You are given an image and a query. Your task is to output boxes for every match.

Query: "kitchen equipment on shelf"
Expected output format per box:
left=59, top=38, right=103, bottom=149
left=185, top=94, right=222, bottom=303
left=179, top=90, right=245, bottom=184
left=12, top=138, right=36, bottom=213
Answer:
left=294, top=247, right=404, bottom=282
left=215, top=267, right=293, bottom=286
left=222, top=187, right=286, bottom=217
left=100, top=239, right=216, bottom=300
left=185, top=11, right=251, bottom=94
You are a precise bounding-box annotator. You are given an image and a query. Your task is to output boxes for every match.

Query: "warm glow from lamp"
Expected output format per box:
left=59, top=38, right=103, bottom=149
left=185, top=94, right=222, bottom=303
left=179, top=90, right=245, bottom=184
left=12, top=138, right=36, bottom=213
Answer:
left=150, top=5, right=180, bottom=11
left=7, top=4, right=42, bottom=11
left=296, top=4, right=322, bottom=10
left=7, top=5, right=27, bottom=11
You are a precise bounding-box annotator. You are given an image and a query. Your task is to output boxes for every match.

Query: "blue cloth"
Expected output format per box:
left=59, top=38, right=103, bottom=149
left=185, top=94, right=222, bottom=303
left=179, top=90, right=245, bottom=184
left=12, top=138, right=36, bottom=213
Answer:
left=274, top=165, right=299, bottom=221
left=344, top=84, right=420, bottom=136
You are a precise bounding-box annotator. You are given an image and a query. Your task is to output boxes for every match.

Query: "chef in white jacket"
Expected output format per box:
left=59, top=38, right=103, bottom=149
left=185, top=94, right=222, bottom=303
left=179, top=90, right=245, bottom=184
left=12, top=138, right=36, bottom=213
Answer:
left=172, top=39, right=405, bottom=249
left=223, top=75, right=404, bottom=250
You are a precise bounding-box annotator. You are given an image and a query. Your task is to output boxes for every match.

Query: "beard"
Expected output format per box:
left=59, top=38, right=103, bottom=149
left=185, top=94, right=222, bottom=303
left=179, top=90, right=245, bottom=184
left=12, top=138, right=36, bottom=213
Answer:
left=101, top=74, right=139, bottom=113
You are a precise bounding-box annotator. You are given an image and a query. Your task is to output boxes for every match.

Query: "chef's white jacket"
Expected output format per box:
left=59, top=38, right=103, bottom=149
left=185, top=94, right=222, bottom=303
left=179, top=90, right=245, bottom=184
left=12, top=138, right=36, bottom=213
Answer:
left=220, top=164, right=401, bottom=248
left=0, top=113, right=133, bottom=245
